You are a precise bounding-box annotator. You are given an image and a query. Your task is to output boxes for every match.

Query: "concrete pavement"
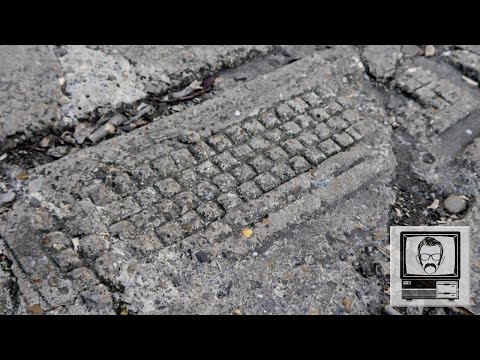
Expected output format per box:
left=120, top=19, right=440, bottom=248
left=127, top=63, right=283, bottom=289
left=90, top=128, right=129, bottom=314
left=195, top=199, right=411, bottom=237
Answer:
left=0, top=45, right=479, bottom=315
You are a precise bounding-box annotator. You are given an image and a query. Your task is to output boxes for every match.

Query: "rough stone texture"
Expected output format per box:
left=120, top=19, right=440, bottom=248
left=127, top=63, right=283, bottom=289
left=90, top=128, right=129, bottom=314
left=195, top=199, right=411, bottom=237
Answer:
left=92, top=45, right=273, bottom=93
left=447, top=48, right=480, bottom=83
left=57, top=45, right=147, bottom=119
left=362, top=45, right=403, bottom=80
left=454, top=202, right=480, bottom=314
left=1, top=46, right=394, bottom=314
left=456, top=45, right=480, bottom=56
left=0, top=240, right=17, bottom=314
left=461, top=137, right=480, bottom=174
left=59, top=45, right=272, bottom=117
left=2, top=45, right=480, bottom=315
left=0, top=45, right=63, bottom=144
left=0, top=190, right=15, bottom=206
left=0, top=45, right=274, bottom=148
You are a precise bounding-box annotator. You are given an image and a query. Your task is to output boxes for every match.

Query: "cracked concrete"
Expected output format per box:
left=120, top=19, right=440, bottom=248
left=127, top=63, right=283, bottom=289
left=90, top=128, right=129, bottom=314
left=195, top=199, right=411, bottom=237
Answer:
left=0, top=45, right=275, bottom=151
left=1, top=45, right=479, bottom=315
left=91, top=45, right=273, bottom=92
left=361, top=45, right=404, bottom=80
left=0, top=45, right=63, bottom=147
left=56, top=45, right=147, bottom=120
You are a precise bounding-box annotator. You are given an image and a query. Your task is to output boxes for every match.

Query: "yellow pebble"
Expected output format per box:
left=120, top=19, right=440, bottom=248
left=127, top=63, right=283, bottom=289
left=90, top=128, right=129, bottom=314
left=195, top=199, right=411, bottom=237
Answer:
left=242, top=228, right=253, bottom=238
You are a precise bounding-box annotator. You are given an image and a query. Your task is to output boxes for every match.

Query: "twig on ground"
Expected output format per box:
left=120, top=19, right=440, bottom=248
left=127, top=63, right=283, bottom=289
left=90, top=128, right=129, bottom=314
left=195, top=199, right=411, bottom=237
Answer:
left=122, top=105, right=153, bottom=126
left=88, top=114, right=126, bottom=143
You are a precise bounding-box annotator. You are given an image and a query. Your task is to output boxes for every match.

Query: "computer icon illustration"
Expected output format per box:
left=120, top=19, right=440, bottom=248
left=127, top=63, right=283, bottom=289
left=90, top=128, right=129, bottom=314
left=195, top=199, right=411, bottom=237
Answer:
left=400, top=232, right=460, bottom=300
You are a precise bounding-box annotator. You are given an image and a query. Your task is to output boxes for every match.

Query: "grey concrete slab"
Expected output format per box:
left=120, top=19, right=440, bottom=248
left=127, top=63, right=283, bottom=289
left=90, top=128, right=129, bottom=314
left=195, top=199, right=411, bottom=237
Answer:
left=59, top=45, right=274, bottom=120
left=2, top=46, right=392, bottom=314
left=0, top=45, right=63, bottom=145
left=0, top=45, right=275, bottom=150
left=1, top=44, right=479, bottom=315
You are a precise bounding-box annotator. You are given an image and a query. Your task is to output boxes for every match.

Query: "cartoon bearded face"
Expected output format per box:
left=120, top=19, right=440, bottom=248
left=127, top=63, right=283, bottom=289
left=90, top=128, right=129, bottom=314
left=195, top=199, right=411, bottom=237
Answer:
left=416, top=237, right=444, bottom=274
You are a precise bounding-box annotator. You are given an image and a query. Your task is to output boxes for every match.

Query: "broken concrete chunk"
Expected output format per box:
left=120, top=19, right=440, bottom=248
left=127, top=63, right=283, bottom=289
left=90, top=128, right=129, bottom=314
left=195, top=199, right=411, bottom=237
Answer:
left=362, top=45, right=403, bottom=80
left=0, top=190, right=15, bottom=206
left=47, top=146, right=69, bottom=158
left=73, top=123, right=93, bottom=145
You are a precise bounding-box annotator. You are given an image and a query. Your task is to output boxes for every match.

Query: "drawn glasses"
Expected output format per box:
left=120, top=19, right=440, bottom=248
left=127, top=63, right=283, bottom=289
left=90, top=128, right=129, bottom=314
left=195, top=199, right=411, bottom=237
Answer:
left=418, top=253, right=442, bottom=261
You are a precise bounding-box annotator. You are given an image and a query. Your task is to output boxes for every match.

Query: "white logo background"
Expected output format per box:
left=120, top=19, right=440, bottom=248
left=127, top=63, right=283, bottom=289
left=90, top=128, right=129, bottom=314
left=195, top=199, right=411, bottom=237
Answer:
left=390, top=226, right=471, bottom=307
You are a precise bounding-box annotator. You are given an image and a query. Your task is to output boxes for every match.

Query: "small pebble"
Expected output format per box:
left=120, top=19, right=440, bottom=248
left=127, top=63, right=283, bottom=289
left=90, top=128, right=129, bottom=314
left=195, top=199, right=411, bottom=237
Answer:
left=71, top=238, right=80, bottom=252
left=365, top=245, right=374, bottom=256
left=307, top=308, right=320, bottom=315
left=424, top=45, right=436, bottom=57
left=422, top=153, right=435, bottom=164
left=435, top=208, right=446, bottom=217
left=241, top=228, right=253, bottom=238
left=444, top=195, right=467, bottom=214
left=28, top=304, right=43, bottom=315
left=61, top=132, right=76, bottom=145
left=39, top=137, right=50, bottom=148
left=195, top=250, right=209, bottom=263
left=29, top=197, right=42, bottom=208
left=178, top=130, right=200, bottom=144
left=342, top=296, right=353, bottom=313
left=53, top=47, right=68, bottom=57
left=47, top=146, right=69, bottom=158
left=171, top=105, right=183, bottom=112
